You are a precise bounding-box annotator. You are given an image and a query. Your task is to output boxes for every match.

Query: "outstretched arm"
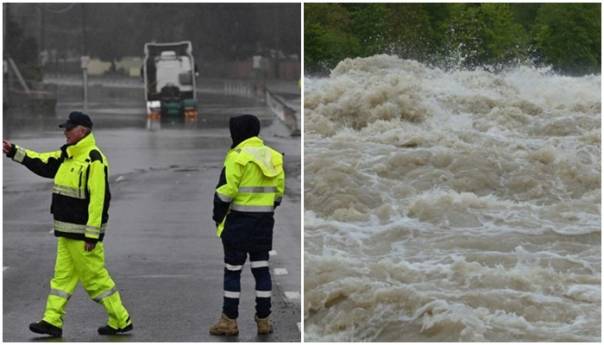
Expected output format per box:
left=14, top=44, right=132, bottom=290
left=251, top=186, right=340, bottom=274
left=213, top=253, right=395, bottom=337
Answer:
left=3, top=140, right=64, bottom=178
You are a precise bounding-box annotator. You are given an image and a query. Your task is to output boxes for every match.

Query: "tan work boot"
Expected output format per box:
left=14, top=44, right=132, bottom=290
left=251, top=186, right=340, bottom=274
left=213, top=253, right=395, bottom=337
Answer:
left=255, top=315, right=273, bottom=335
left=209, top=313, right=239, bottom=336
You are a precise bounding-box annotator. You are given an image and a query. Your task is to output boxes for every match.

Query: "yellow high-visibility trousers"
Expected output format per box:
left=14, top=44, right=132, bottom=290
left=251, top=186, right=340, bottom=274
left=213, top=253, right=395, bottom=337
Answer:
left=42, top=237, right=131, bottom=329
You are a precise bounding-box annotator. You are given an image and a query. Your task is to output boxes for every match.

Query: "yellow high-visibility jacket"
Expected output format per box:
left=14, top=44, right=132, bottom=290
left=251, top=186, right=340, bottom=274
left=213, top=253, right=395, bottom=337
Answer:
left=11, top=133, right=110, bottom=242
left=213, top=136, right=284, bottom=236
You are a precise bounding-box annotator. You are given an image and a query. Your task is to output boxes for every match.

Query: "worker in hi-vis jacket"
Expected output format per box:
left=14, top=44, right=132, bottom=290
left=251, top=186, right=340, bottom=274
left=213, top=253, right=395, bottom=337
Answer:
left=3, top=111, right=132, bottom=337
left=210, top=114, right=285, bottom=336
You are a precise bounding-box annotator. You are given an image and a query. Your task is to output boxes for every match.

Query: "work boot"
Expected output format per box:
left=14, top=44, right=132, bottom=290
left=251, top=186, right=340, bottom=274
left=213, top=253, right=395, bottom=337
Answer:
left=29, top=320, right=62, bottom=337
left=98, top=323, right=133, bottom=335
left=209, top=313, right=239, bottom=336
left=255, top=315, right=273, bottom=335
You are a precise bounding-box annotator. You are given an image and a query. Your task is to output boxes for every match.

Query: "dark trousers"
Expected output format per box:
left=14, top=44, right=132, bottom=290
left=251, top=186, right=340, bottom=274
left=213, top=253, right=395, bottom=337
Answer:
left=222, top=245, right=271, bottom=319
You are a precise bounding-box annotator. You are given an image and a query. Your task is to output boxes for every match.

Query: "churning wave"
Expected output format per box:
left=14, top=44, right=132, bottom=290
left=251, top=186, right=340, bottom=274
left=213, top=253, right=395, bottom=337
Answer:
left=304, top=55, right=601, bottom=341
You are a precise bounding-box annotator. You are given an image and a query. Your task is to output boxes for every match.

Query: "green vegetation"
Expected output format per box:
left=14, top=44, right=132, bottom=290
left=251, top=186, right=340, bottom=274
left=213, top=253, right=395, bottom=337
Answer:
left=305, top=3, right=601, bottom=75
left=533, top=4, right=601, bottom=75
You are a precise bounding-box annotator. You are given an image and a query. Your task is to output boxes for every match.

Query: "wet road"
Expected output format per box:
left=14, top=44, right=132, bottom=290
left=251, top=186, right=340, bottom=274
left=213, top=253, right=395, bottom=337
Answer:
left=3, top=92, right=301, bottom=341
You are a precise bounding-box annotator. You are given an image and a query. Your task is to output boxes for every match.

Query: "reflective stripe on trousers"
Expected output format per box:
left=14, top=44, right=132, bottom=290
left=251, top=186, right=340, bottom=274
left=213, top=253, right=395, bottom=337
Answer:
left=93, top=286, right=118, bottom=303
left=49, top=288, right=72, bottom=300
left=224, top=291, right=241, bottom=298
left=256, top=290, right=271, bottom=298
left=225, top=263, right=243, bottom=271
left=250, top=260, right=269, bottom=268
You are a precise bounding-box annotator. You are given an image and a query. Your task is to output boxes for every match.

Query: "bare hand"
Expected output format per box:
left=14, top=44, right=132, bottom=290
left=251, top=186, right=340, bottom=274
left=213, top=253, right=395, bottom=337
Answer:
left=84, top=241, right=96, bottom=251
left=3, top=140, right=13, bottom=154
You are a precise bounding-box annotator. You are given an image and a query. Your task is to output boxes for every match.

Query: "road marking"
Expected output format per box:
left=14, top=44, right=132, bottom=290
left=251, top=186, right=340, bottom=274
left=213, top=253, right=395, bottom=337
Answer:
left=284, top=291, right=300, bottom=300
left=3, top=267, right=8, bottom=272
left=274, top=268, right=288, bottom=275
left=269, top=250, right=277, bottom=256
left=297, top=322, right=301, bottom=332
left=131, top=274, right=193, bottom=279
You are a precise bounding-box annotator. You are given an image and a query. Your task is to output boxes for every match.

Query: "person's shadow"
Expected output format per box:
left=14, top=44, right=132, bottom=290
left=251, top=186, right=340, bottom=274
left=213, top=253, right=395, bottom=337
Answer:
left=31, top=333, right=133, bottom=342
left=30, top=336, right=63, bottom=342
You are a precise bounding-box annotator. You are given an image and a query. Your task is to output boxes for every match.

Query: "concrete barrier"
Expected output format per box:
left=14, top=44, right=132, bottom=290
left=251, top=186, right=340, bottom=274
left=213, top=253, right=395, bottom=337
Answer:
left=265, top=89, right=300, bottom=136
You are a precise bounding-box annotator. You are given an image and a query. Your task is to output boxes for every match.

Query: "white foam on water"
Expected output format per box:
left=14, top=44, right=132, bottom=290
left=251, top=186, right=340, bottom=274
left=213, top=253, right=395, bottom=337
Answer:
left=304, top=55, right=601, bottom=341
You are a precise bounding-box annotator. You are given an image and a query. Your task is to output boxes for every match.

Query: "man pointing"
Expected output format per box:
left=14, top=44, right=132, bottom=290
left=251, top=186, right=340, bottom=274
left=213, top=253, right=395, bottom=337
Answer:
left=3, top=111, right=132, bottom=337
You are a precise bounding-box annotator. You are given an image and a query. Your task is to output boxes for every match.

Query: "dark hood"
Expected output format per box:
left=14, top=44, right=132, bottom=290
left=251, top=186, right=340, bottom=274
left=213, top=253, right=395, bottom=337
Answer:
left=229, top=114, right=260, bottom=148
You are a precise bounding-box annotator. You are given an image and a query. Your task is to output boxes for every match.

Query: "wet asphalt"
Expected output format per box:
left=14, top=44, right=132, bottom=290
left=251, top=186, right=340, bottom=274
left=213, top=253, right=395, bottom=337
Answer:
left=2, top=88, right=301, bottom=342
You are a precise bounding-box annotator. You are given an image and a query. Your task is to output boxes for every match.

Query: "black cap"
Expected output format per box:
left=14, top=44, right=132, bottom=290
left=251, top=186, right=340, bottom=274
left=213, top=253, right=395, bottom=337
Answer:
left=59, top=111, right=93, bottom=130
left=229, top=114, right=260, bottom=148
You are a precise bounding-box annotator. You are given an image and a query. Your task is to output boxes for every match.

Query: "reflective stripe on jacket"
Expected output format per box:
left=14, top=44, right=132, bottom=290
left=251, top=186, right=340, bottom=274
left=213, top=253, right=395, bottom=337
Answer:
left=213, top=136, right=284, bottom=237
left=12, top=133, right=111, bottom=242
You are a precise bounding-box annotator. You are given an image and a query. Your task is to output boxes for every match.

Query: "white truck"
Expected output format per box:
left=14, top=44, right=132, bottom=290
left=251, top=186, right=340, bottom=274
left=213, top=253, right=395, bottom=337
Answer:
left=143, top=41, right=198, bottom=122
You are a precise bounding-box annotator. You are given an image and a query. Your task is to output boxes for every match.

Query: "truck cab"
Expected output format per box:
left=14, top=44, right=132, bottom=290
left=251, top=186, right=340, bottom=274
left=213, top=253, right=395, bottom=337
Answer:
left=143, top=41, right=198, bottom=123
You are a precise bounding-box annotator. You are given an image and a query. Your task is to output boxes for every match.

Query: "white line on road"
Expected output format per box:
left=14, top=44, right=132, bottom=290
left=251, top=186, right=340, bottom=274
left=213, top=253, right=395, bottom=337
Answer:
left=284, top=291, right=300, bottom=300
left=269, top=250, right=277, bottom=256
left=297, top=322, right=301, bottom=332
left=130, top=274, right=193, bottom=279
left=274, top=268, right=288, bottom=275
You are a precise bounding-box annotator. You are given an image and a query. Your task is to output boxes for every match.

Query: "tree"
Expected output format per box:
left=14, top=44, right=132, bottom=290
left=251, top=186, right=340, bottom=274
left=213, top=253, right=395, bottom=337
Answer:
left=444, top=4, right=528, bottom=69
left=304, top=4, right=360, bottom=73
left=384, top=4, right=436, bottom=62
left=303, top=3, right=600, bottom=75
left=533, top=3, right=601, bottom=75
left=479, top=4, right=528, bottom=66
left=344, top=3, right=388, bottom=57
left=510, top=3, right=541, bottom=31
